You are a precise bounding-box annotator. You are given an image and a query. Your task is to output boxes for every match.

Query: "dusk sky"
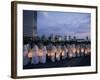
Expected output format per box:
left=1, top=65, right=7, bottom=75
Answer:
left=23, top=10, right=91, bottom=39
left=37, top=11, right=91, bottom=39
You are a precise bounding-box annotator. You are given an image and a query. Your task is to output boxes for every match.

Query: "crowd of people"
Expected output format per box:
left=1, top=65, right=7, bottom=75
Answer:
left=23, top=43, right=91, bottom=66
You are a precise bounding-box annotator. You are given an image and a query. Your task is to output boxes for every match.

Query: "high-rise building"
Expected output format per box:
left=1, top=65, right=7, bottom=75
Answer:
left=32, top=11, right=37, bottom=38
left=23, top=11, right=37, bottom=38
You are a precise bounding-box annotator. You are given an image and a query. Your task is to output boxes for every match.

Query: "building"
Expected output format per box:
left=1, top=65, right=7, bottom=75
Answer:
left=23, top=11, right=37, bottom=38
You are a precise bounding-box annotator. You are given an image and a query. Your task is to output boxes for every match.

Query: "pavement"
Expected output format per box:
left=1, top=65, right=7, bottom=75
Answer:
left=23, top=55, right=90, bottom=69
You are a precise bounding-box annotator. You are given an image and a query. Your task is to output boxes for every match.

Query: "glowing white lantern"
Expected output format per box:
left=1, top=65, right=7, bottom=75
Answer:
left=31, top=45, right=39, bottom=64
left=39, top=46, right=47, bottom=63
left=76, top=48, right=80, bottom=57
left=28, top=49, right=33, bottom=58
left=23, top=44, right=30, bottom=66
left=72, top=48, right=76, bottom=57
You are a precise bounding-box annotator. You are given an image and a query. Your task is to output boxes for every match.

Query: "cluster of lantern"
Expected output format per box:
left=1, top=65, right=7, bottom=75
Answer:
left=23, top=44, right=91, bottom=66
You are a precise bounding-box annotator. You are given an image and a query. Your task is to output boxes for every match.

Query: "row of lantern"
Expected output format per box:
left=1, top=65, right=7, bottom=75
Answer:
left=23, top=44, right=91, bottom=66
